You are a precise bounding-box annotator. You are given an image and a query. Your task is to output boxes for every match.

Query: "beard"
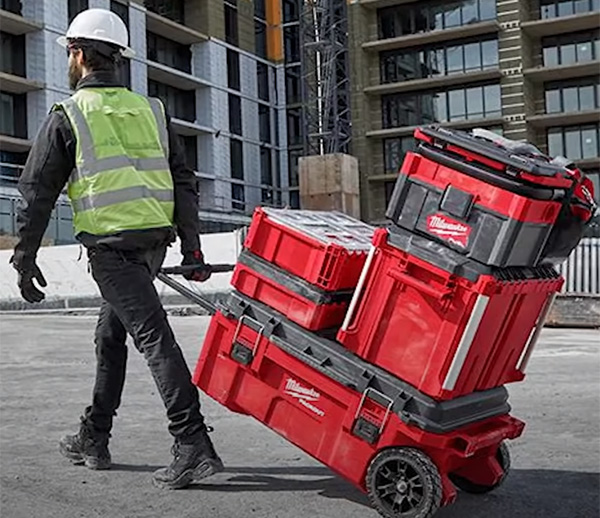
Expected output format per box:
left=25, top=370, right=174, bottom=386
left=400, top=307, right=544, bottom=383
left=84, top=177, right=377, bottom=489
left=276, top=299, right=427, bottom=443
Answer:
left=68, top=59, right=82, bottom=90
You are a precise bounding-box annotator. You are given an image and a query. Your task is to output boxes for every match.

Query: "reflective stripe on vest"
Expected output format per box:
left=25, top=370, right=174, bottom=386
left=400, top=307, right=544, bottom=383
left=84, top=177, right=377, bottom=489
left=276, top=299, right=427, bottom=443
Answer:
left=57, top=88, right=175, bottom=236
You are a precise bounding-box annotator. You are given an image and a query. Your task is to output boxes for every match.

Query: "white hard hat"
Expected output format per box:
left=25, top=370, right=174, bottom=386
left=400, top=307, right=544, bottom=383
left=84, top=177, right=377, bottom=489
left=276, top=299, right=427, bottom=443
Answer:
left=57, top=8, right=135, bottom=58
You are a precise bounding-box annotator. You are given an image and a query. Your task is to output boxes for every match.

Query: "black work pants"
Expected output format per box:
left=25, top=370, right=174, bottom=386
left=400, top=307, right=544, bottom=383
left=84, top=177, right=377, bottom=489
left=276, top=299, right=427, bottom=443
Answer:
left=83, top=245, right=205, bottom=441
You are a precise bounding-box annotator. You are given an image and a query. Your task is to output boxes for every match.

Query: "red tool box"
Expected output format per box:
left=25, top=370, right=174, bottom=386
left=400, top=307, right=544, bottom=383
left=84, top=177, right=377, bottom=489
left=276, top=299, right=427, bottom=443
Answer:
left=385, top=126, right=595, bottom=267
left=244, top=207, right=375, bottom=291
left=231, top=249, right=353, bottom=331
left=192, top=291, right=524, bottom=518
left=337, top=227, right=563, bottom=400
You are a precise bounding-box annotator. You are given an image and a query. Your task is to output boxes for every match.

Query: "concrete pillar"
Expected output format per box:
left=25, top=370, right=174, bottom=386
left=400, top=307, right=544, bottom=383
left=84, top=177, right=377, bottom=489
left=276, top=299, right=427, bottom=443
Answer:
left=299, top=154, right=361, bottom=219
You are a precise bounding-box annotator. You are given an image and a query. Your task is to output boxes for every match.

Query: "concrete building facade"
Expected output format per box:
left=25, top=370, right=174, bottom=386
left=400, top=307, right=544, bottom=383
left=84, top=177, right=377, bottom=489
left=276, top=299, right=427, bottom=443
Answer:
left=348, top=0, right=600, bottom=225
left=0, top=0, right=290, bottom=243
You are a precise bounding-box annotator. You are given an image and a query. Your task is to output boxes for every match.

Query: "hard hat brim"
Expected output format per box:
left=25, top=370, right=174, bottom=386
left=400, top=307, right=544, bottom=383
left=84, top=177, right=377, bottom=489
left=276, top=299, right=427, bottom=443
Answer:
left=57, top=35, right=136, bottom=58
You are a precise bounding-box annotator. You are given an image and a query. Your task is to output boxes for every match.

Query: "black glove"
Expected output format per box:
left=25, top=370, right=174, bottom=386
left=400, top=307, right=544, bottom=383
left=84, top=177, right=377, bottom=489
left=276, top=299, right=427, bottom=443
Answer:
left=10, top=256, right=47, bottom=303
left=181, top=250, right=212, bottom=282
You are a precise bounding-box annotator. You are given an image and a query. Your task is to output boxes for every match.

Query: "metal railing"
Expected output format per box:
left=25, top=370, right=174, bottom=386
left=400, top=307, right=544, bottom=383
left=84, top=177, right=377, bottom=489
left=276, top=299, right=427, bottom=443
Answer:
left=557, top=238, right=600, bottom=295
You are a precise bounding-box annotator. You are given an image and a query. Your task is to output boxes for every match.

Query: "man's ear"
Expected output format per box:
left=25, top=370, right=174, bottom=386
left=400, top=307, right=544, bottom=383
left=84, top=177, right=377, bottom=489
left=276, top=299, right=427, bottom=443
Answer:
left=75, top=49, right=85, bottom=67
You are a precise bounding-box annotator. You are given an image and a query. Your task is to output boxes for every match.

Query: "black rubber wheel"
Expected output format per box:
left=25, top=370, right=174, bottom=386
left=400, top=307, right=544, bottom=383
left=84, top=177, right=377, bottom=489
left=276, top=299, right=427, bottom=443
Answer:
left=366, top=447, right=442, bottom=518
left=450, top=442, right=511, bottom=495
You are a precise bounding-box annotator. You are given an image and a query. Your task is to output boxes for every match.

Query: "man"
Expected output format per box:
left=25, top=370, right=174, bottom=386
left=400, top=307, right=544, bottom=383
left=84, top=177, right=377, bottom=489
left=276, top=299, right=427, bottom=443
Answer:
left=10, top=8, right=223, bottom=490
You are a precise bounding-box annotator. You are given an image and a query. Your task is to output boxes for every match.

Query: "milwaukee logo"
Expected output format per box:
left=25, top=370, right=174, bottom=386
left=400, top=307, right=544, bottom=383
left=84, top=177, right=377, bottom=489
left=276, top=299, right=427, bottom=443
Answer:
left=426, top=214, right=471, bottom=248
left=284, top=378, right=325, bottom=417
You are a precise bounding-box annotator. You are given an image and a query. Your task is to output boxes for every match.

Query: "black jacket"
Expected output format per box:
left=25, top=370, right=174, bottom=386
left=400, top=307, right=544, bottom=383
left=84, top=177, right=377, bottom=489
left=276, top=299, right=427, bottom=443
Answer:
left=12, top=71, right=201, bottom=270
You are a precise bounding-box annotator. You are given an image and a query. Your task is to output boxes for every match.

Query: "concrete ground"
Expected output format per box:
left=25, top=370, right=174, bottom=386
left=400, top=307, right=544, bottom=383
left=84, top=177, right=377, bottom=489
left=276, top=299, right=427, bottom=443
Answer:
left=0, top=315, right=598, bottom=518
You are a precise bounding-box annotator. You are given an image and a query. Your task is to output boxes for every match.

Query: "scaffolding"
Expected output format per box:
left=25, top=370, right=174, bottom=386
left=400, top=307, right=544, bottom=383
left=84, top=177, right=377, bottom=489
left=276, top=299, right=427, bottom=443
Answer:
left=300, top=0, right=352, bottom=156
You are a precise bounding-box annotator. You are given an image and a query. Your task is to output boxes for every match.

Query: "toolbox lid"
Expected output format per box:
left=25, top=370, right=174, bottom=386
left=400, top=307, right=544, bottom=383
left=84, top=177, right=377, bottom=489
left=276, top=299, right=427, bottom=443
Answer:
left=416, top=125, right=575, bottom=187
left=262, top=208, right=376, bottom=251
left=387, top=226, right=560, bottom=283
left=220, top=289, right=512, bottom=435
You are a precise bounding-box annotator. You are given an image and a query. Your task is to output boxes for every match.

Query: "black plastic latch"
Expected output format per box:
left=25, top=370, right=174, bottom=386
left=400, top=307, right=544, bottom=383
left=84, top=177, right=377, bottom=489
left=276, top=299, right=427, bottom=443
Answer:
left=231, top=342, right=253, bottom=366
left=352, top=417, right=380, bottom=444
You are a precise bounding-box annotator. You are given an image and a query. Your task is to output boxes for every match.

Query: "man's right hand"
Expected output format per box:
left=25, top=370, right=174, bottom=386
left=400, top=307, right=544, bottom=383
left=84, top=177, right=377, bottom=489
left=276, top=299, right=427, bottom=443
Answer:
left=181, top=250, right=212, bottom=283
left=10, top=257, right=47, bottom=303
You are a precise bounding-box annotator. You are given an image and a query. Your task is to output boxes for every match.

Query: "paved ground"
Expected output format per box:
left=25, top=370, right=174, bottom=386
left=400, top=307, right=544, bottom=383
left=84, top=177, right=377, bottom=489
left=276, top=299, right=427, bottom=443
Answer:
left=0, top=315, right=598, bottom=518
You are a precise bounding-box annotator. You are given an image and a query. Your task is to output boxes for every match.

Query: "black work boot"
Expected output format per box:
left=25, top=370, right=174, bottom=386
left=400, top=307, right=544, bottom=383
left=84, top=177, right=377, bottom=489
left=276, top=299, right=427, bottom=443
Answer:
left=59, top=420, right=111, bottom=471
left=152, top=429, right=224, bottom=489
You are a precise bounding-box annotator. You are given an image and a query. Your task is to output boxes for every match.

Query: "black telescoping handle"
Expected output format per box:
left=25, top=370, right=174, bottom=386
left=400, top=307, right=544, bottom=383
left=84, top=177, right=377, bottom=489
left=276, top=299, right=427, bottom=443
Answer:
left=160, top=264, right=236, bottom=275
left=156, top=272, right=218, bottom=314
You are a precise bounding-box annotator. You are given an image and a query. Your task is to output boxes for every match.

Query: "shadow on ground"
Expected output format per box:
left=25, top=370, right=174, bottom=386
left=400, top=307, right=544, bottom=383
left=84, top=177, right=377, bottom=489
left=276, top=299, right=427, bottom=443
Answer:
left=180, top=465, right=599, bottom=518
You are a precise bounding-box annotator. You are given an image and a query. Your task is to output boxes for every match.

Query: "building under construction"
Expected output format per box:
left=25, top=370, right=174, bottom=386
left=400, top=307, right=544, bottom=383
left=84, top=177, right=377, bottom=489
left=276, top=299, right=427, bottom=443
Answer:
left=1, top=0, right=599, bottom=237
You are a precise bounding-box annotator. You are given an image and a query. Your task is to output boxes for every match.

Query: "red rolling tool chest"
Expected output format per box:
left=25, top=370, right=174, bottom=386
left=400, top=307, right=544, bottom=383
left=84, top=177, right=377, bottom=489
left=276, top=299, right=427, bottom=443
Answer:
left=385, top=126, right=594, bottom=267
left=337, top=227, right=563, bottom=400
left=244, top=207, right=376, bottom=291
left=192, top=290, right=523, bottom=518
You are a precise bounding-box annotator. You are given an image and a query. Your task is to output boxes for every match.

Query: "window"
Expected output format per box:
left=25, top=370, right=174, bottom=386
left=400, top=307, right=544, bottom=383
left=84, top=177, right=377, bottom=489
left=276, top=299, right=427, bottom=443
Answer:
left=259, top=104, right=271, bottom=143
left=0, top=92, right=26, bottom=138
left=231, top=183, right=245, bottom=211
left=225, top=4, right=239, bottom=46
left=147, top=80, right=195, bottom=122
left=283, top=0, right=300, bottom=22
left=547, top=124, right=600, bottom=160
left=542, top=31, right=600, bottom=66
left=288, top=148, right=303, bottom=187
left=284, top=26, right=300, bottom=63
left=230, top=139, right=244, bottom=180
left=255, top=20, right=267, bottom=59
left=260, top=146, right=272, bottom=185
left=229, top=94, right=242, bottom=136
left=116, top=59, right=131, bottom=88
left=287, top=108, right=302, bottom=146
left=147, top=32, right=191, bottom=73
left=110, top=1, right=129, bottom=26
left=380, top=37, right=498, bottom=84
left=0, top=32, right=25, bottom=77
left=382, top=83, right=501, bottom=128
left=285, top=65, right=301, bottom=104
left=227, top=50, right=240, bottom=90
left=384, top=181, right=396, bottom=208
left=68, top=0, right=89, bottom=23
left=383, top=137, right=417, bottom=174
left=540, top=0, right=598, bottom=18
left=378, top=0, right=496, bottom=39
left=0, top=150, right=27, bottom=184
left=1, top=0, right=22, bottom=15
left=181, top=136, right=197, bottom=171
left=257, top=62, right=269, bottom=101
left=255, top=0, right=266, bottom=19
left=289, top=190, right=300, bottom=209
left=545, top=77, right=600, bottom=113
left=144, top=0, right=184, bottom=24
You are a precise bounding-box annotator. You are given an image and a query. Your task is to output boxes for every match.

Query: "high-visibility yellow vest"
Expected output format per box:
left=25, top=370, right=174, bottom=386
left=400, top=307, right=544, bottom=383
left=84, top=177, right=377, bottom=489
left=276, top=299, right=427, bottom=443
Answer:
left=55, top=88, right=174, bottom=236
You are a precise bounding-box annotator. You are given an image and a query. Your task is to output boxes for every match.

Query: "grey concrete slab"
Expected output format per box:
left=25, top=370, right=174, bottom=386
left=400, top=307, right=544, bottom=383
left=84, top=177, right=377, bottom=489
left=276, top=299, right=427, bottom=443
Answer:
left=0, top=316, right=598, bottom=518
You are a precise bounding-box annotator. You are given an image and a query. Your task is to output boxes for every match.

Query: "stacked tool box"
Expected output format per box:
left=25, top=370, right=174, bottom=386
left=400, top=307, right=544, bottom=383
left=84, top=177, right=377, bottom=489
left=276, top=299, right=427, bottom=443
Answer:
left=337, top=126, right=595, bottom=401
left=230, top=207, right=375, bottom=331
left=189, top=127, right=595, bottom=518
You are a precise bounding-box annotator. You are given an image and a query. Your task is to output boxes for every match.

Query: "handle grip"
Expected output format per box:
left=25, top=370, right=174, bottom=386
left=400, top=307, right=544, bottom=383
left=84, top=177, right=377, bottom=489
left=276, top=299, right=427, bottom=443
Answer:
left=160, top=263, right=236, bottom=275
left=388, top=268, right=453, bottom=301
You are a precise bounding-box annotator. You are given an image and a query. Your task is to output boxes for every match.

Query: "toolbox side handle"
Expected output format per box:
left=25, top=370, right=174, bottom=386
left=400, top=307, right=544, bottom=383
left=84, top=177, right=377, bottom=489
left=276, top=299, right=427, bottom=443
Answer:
left=388, top=268, right=453, bottom=301
left=232, top=315, right=265, bottom=357
left=340, top=245, right=377, bottom=332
